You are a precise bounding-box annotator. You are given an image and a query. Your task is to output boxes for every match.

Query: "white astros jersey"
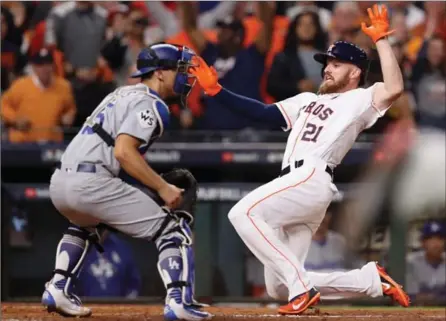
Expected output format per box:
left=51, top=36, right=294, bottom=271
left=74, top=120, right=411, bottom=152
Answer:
left=276, top=83, right=386, bottom=169
left=61, top=83, right=170, bottom=176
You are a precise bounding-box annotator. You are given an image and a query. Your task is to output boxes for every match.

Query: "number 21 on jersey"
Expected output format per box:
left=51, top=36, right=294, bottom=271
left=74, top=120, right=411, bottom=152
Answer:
left=301, top=101, right=333, bottom=143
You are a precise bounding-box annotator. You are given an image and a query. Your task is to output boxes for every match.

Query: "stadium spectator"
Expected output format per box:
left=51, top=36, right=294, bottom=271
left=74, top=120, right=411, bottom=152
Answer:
left=388, top=10, right=423, bottom=63
left=1, top=6, right=27, bottom=92
left=0, top=3, right=25, bottom=47
left=387, top=1, right=425, bottom=31
left=178, top=2, right=274, bottom=130
left=77, top=232, right=141, bottom=298
left=411, top=35, right=445, bottom=130
left=413, top=1, right=446, bottom=44
left=406, top=221, right=446, bottom=304
left=267, top=10, right=327, bottom=101
left=101, top=3, right=149, bottom=87
left=329, top=2, right=361, bottom=44
left=356, top=1, right=375, bottom=21
left=146, top=1, right=237, bottom=40
left=70, top=64, right=116, bottom=133
left=44, top=1, right=107, bottom=76
left=0, top=48, right=76, bottom=143
left=286, top=1, right=332, bottom=32
left=305, top=210, right=351, bottom=271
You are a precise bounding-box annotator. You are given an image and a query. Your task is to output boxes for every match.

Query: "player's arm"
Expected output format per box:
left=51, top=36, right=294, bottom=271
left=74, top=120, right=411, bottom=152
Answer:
left=0, top=80, right=31, bottom=130
left=0, top=83, right=19, bottom=126
left=177, top=2, right=207, bottom=54
left=190, top=56, right=287, bottom=128
left=373, top=39, right=404, bottom=110
left=115, top=102, right=182, bottom=208
left=145, top=1, right=179, bottom=38
left=254, top=2, right=274, bottom=55
left=361, top=4, right=403, bottom=112
left=114, top=135, right=168, bottom=192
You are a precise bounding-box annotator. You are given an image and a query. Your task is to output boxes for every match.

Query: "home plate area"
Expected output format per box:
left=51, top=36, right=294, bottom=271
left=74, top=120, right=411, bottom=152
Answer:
left=2, top=303, right=444, bottom=321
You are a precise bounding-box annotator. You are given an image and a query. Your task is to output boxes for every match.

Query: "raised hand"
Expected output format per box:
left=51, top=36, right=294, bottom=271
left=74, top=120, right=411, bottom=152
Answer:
left=361, top=4, right=395, bottom=43
left=189, top=56, right=222, bottom=96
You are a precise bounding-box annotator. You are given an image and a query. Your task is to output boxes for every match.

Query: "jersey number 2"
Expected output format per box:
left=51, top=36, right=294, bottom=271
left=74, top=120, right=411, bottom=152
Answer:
left=81, top=101, right=115, bottom=135
left=301, top=123, right=323, bottom=142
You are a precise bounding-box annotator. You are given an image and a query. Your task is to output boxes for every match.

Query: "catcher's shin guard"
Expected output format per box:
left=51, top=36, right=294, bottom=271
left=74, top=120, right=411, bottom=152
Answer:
left=156, top=219, right=212, bottom=320
left=42, top=224, right=101, bottom=317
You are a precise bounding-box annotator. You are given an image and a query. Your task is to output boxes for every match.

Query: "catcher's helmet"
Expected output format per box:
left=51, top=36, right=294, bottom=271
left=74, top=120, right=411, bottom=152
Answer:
left=314, top=41, right=369, bottom=86
left=131, top=43, right=197, bottom=105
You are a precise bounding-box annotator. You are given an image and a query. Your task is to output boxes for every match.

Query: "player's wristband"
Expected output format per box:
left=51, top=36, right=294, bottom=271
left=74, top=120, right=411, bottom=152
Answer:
left=204, top=83, right=222, bottom=96
left=371, top=30, right=395, bottom=43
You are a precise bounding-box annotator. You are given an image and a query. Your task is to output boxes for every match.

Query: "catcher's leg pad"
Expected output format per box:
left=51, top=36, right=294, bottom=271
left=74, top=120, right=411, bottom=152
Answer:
left=156, top=219, right=212, bottom=320
left=156, top=218, right=195, bottom=305
left=51, top=224, right=104, bottom=297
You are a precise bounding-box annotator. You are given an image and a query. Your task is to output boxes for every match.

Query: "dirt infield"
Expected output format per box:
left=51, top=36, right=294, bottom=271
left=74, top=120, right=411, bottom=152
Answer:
left=2, top=303, right=445, bottom=321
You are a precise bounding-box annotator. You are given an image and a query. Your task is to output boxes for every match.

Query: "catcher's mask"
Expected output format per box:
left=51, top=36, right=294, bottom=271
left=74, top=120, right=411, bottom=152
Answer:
left=131, top=43, right=197, bottom=107
left=314, top=41, right=369, bottom=86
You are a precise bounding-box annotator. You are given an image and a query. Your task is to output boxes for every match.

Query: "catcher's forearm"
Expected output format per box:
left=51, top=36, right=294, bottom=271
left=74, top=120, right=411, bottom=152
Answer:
left=116, top=147, right=166, bottom=192
left=375, top=39, right=404, bottom=98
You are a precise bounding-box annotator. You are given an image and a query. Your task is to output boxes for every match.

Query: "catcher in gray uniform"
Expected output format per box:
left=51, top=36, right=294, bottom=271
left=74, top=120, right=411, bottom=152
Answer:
left=41, top=43, right=212, bottom=321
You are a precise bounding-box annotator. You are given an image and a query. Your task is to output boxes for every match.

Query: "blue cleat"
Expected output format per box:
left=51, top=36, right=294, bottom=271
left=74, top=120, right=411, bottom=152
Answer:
left=164, top=289, right=212, bottom=321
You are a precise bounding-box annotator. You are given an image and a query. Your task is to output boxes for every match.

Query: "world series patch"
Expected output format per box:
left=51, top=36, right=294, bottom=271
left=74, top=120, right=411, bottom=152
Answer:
left=137, top=109, right=155, bottom=128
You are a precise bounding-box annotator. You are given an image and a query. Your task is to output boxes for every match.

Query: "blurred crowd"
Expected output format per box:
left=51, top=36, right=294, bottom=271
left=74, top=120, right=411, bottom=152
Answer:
left=1, top=1, right=445, bottom=143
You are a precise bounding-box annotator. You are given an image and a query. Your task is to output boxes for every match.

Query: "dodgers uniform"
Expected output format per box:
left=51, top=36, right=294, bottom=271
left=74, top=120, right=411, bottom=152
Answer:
left=50, top=84, right=172, bottom=238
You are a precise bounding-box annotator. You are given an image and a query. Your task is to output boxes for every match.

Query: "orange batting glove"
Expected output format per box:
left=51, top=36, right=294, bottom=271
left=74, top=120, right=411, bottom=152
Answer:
left=189, top=56, right=222, bottom=96
left=361, top=4, right=395, bottom=43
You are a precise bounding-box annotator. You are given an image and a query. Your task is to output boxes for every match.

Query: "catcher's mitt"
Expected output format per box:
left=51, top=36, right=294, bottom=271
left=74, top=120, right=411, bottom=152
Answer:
left=161, top=168, right=198, bottom=223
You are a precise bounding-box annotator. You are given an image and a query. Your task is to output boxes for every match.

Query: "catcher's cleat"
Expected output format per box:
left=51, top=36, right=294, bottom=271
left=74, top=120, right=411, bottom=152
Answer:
left=41, top=282, right=92, bottom=317
left=376, top=263, right=410, bottom=307
left=278, top=288, right=321, bottom=315
left=164, top=289, right=213, bottom=321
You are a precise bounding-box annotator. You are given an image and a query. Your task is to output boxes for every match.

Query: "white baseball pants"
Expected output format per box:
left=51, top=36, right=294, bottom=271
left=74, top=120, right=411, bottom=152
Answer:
left=228, top=158, right=382, bottom=301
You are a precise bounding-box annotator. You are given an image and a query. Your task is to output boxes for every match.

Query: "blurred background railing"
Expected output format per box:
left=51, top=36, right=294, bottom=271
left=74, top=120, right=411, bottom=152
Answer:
left=1, top=0, right=445, bottom=306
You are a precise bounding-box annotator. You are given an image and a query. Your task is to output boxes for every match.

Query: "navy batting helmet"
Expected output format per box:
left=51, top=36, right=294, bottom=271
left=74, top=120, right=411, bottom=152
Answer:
left=131, top=43, right=197, bottom=105
left=314, top=41, right=369, bottom=86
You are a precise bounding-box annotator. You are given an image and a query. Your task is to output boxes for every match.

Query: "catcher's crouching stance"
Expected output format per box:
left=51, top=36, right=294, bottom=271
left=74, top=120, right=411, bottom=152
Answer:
left=41, top=44, right=212, bottom=321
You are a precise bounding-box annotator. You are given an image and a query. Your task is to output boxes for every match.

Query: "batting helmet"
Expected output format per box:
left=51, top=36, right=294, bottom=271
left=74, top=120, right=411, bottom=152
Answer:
left=130, top=43, right=197, bottom=105
left=314, top=41, right=369, bottom=86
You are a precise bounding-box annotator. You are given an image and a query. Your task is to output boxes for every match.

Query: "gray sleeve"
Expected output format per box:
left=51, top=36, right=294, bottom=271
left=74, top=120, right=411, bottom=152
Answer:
left=45, top=11, right=60, bottom=46
left=405, top=258, right=419, bottom=295
left=197, top=2, right=237, bottom=29
left=145, top=1, right=179, bottom=38
left=117, top=100, right=158, bottom=144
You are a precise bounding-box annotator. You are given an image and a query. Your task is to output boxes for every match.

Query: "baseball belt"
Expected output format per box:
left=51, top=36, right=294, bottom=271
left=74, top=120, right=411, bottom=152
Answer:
left=280, top=159, right=333, bottom=179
